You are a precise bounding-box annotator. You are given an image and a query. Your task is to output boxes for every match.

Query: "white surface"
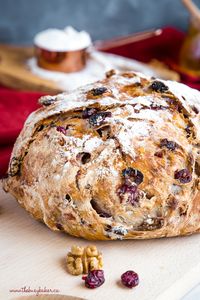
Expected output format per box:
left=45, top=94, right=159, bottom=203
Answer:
left=183, top=284, right=200, bottom=300
left=0, top=185, right=200, bottom=300
left=27, top=50, right=158, bottom=91
left=34, top=26, right=91, bottom=51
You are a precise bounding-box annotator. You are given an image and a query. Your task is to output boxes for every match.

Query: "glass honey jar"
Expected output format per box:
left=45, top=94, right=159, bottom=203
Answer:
left=180, top=17, right=200, bottom=73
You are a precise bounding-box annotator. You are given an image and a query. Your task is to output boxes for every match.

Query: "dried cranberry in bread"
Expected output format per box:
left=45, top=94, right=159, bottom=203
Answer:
left=3, top=71, right=200, bottom=240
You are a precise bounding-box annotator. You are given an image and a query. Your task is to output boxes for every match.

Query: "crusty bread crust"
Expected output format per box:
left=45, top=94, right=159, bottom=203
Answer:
left=3, top=71, right=200, bottom=240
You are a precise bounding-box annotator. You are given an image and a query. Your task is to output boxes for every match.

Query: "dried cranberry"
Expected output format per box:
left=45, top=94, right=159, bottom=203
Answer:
left=82, top=270, right=105, bottom=289
left=90, top=87, right=107, bottom=96
left=122, top=168, right=143, bottom=185
left=154, top=150, right=164, bottom=158
left=118, top=184, right=139, bottom=205
left=150, top=81, right=169, bottom=93
left=121, top=270, right=139, bottom=288
left=82, top=108, right=98, bottom=119
left=160, top=139, right=178, bottom=151
left=56, top=126, right=66, bottom=135
left=89, top=112, right=112, bottom=127
left=174, top=169, right=192, bottom=184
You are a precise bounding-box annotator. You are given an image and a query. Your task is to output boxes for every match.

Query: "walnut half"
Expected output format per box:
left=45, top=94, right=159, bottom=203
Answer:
left=66, top=245, right=103, bottom=276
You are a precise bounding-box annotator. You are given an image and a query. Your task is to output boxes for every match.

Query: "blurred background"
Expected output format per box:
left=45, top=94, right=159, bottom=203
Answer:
left=0, top=0, right=197, bottom=44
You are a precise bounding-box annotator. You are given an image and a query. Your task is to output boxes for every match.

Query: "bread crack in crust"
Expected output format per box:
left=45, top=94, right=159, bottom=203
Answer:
left=3, top=71, right=200, bottom=240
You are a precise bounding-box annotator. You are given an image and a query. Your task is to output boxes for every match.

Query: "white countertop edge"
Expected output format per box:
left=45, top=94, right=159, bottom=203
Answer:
left=155, top=262, right=200, bottom=300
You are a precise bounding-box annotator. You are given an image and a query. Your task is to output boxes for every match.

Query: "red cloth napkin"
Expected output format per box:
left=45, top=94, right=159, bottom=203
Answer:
left=0, top=89, right=43, bottom=176
left=0, top=26, right=198, bottom=178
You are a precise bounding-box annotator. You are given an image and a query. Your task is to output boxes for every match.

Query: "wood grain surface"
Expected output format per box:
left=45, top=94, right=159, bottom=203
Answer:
left=0, top=44, right=180, bottom=95
left=0, top=44, right=62, bottom=93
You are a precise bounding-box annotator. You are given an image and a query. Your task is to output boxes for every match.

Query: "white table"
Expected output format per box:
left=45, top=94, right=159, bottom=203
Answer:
left=182, top=285, right=200, bottom=300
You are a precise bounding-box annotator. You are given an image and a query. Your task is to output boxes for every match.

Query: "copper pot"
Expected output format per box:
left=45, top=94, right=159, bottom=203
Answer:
left=35, top=46, right=88, bottom=73
left=34, top=29, right=161, bottom=73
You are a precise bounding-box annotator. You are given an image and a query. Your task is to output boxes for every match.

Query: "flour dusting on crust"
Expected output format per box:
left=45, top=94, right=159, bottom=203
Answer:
left=3, top=71, right=200, bottom=240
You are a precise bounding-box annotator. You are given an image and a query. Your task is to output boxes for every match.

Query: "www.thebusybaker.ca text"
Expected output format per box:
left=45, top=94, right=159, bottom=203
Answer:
left=9, top=286, right=60, bottom=296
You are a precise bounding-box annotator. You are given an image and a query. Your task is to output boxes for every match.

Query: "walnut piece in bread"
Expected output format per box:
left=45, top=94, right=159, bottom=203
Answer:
left=3, top=71, right=200, bottom=240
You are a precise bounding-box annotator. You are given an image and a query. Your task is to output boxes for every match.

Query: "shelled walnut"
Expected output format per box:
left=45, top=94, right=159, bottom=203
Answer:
left=66, top=245, right=103, bottom=275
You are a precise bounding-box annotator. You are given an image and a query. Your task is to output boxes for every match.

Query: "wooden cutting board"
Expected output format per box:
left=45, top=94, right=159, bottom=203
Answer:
left=0, top=44, right=180, bottom=95
left=0, top=44, right=62, bottom=94
left=0, top=184, right=200, bottom=300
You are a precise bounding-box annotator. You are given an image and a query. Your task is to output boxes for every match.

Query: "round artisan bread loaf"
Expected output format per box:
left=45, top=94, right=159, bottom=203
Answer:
left=3, top=71, right=200, bottom=240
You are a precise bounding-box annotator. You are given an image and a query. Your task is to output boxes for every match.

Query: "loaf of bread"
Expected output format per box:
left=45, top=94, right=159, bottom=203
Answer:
left=3, top=71, right=200, bottom=240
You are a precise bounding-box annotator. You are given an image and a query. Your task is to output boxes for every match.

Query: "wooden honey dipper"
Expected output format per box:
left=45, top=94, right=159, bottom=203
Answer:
left=180, top=0, right=200, bottom=72
left=182, top=0, right=200, bottom=28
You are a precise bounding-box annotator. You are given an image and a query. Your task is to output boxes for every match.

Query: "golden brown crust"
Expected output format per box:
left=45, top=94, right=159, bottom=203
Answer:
left=3, top=71, right=200, bottom=240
